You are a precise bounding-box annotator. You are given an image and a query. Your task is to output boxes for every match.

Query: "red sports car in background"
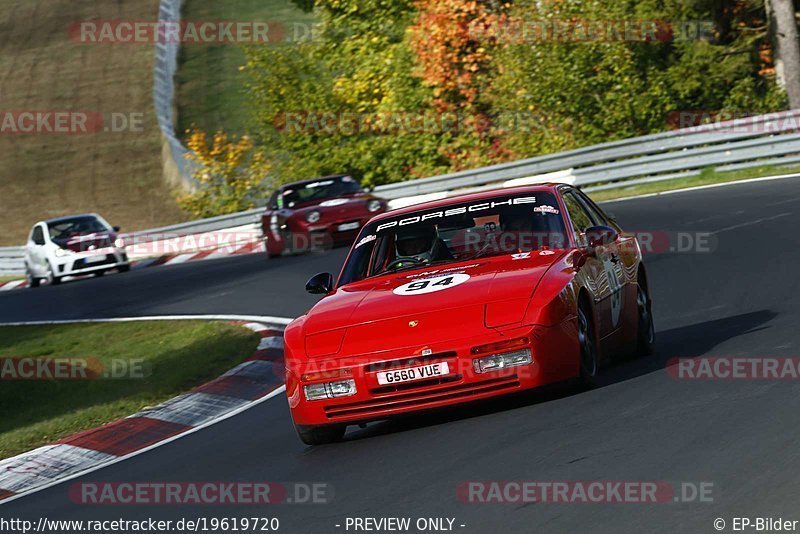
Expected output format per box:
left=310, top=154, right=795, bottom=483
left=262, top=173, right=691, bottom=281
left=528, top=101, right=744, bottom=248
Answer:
left=262, top=174, right=388, bottom=258
left=284, top=184, right=654, bottom=445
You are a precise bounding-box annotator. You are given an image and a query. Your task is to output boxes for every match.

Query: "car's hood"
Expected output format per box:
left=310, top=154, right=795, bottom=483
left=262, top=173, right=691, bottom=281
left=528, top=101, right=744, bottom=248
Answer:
left=290, top=193, right=376, bottom=211
left=303, top=251, right=564, bottom=357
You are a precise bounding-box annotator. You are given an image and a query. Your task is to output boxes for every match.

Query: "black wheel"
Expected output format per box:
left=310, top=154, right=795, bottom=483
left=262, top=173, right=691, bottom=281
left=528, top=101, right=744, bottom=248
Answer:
left=295, top=423, right=346, bottom=445
left=46, top=263, right=61, bottom=286
left=636, top=281, right=655, bottom=356
left=94, top=270, right=105, bottom=277
left=118, top=264, right=130, bottom=273
left=578, top=300, right=599, bottom=387
left=268, top=231, right=293, bottom=258
left=25, top=266, right=40, bottom=288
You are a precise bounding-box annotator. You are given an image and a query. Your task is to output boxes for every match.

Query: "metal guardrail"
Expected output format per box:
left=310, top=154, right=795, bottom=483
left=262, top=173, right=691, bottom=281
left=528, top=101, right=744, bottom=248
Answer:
left=3, top=110, right=800, bottom=276
left=0, top=247, right=25, bottom=277
left=374, top=110, right=800, bottom=199
left=122, top=208, right=263, bottom=242
left=154, top=0, right=198, bottom=190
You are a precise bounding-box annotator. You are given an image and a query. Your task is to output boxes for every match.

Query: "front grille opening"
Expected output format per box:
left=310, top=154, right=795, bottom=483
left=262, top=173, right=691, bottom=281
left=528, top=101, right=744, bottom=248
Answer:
left=324, top=375, right=520, bottom=420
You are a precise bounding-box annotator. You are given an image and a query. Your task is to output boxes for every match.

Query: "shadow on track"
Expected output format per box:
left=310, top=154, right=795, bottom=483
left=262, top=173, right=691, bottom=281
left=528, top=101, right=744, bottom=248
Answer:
left=341, top=310, right=777, bottom=443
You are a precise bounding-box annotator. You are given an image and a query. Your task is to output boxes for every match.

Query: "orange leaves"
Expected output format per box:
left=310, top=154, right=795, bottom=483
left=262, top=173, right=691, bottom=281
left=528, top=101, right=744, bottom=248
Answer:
left=408, top=0, right=506, bottom=113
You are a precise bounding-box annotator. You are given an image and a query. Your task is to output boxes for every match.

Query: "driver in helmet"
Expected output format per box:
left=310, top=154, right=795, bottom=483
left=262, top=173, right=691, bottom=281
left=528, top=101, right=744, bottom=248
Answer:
left=392, top=226, right=443, bottom=268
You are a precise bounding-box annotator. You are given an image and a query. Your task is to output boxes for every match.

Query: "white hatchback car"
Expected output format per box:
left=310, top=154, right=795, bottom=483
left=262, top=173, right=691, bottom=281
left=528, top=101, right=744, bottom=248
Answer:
left=24, top=213, right=130, bottom=287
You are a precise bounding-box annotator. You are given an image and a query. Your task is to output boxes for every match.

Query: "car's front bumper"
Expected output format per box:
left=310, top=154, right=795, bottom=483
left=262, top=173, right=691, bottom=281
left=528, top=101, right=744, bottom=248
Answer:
left=52, top=250, right=129, bottom=277
left=286, top=319, right=580, bottom=427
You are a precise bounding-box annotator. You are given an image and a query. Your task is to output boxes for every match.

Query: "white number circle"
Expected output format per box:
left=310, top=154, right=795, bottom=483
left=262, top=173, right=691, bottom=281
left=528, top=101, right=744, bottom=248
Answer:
left=393, top=273, right=471, bottom=296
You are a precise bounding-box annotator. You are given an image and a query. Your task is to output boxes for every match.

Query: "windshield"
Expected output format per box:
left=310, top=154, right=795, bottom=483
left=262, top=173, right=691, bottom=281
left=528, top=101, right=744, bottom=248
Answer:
left=339, top=192, right=568, bottom=286
left=47, top=216, right=109, bottom=243
left=279, top=176, right=362, bottom=208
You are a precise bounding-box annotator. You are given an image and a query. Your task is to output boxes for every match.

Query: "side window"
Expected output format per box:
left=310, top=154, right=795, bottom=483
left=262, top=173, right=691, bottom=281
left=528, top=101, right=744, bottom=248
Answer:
left=562, top=192, right=594, bottom=244
left=267, top=191, right=279, bottom=210
left=574, top=190, right=609, bottom=227
left=32, top=226, right=45, bottom=245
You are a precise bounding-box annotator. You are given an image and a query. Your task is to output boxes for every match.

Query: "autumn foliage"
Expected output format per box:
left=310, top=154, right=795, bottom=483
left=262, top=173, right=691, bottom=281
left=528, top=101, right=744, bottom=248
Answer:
left=173, top=0, right=790, bottom=215
left=177, top=130, right=271, bottom=218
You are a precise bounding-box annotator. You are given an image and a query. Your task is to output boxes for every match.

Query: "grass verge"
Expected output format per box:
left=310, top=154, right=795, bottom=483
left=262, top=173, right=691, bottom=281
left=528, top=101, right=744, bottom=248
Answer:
left=588, top=164, right=800, bottom=203
left=0, top=0, right=189, bottom=246
left=0, top=321, right=260, bottom=460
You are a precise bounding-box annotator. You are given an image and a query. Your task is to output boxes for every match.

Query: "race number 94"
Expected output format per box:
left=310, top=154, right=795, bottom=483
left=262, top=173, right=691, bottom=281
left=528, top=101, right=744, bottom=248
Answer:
left=393, top=273, right=470, bottom=296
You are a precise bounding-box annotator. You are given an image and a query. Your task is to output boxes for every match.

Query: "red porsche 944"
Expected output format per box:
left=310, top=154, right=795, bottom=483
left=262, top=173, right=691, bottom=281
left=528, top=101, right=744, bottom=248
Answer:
left=284, top=184, right=654, bottom=444
left=262, top=174, right=387, bottom=258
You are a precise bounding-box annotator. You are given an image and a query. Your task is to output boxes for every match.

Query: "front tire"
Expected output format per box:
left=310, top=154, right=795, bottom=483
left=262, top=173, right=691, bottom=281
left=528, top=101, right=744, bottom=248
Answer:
left=636, top=282, right=655, bottom=356
left=268, top=231, right=292, bottom=259
left=25, top=266, right=40, bottom=288
left=46, top=263, right=61, bottom=286
left=295, top=423, right=346, bottom=445
left=578, top=299, right=599, bottom=388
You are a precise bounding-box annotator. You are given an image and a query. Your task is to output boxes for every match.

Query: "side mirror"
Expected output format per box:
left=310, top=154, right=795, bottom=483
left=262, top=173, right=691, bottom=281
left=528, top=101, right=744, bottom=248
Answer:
left=573, top=250, right=588, bottom=271
left=306, top=272, right=334, bottom=295
left=585, top=225, right=618, bottom=249
left=113, top=226, right=121, bottom=232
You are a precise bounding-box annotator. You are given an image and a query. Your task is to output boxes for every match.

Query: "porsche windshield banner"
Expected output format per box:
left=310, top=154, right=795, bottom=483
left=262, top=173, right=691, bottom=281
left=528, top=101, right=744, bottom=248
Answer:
left=375, top=196, right=542, bottom=233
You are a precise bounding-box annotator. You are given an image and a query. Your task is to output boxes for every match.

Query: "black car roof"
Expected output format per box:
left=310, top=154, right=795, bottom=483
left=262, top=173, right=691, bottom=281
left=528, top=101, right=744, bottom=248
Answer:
left=44, top=213, right=99, bottom=225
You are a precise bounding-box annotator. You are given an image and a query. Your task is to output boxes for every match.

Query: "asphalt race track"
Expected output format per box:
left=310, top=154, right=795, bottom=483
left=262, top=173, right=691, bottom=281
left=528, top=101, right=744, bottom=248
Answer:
left=2, top=178, right=800, bottom=533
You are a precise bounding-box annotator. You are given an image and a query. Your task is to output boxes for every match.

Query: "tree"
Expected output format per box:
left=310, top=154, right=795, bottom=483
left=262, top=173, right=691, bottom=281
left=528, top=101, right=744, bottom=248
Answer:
left=766, top=0, right=800, bottom=108
left=176, top=130, right=271, bottom=218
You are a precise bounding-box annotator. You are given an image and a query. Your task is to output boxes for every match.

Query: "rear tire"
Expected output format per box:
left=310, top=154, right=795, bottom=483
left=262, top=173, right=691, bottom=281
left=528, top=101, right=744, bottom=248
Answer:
left=295, top=423, right=346, bottom=445
left=578, top=299, right=600, bottom=388
left=94, top=270, right=105, bottom=277
left=118, top=264, right=130, bottom=273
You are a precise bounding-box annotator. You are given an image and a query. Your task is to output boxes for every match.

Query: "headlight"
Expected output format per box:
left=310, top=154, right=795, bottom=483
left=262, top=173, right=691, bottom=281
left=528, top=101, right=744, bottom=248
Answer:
left=306, top=211, right=321, bottom=224
left=473, top=348, right=532, bottom=374
left=114, top=238, right=125, bottom=248
left=54, top=248, right=72, bottom=257
left=303, top=379, right=357, bottom=401
left=367, top=199, right=383, bottom=213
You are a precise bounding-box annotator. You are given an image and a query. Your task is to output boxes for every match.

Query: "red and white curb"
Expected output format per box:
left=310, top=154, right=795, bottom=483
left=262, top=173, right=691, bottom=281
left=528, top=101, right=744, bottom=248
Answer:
left=130, top=239, right=266, bottom=270
left=0, top=315, right=293, bottom=505
left=0, top=241, right=267, bottom=292
left=0, top=279, right=28, bottom=291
